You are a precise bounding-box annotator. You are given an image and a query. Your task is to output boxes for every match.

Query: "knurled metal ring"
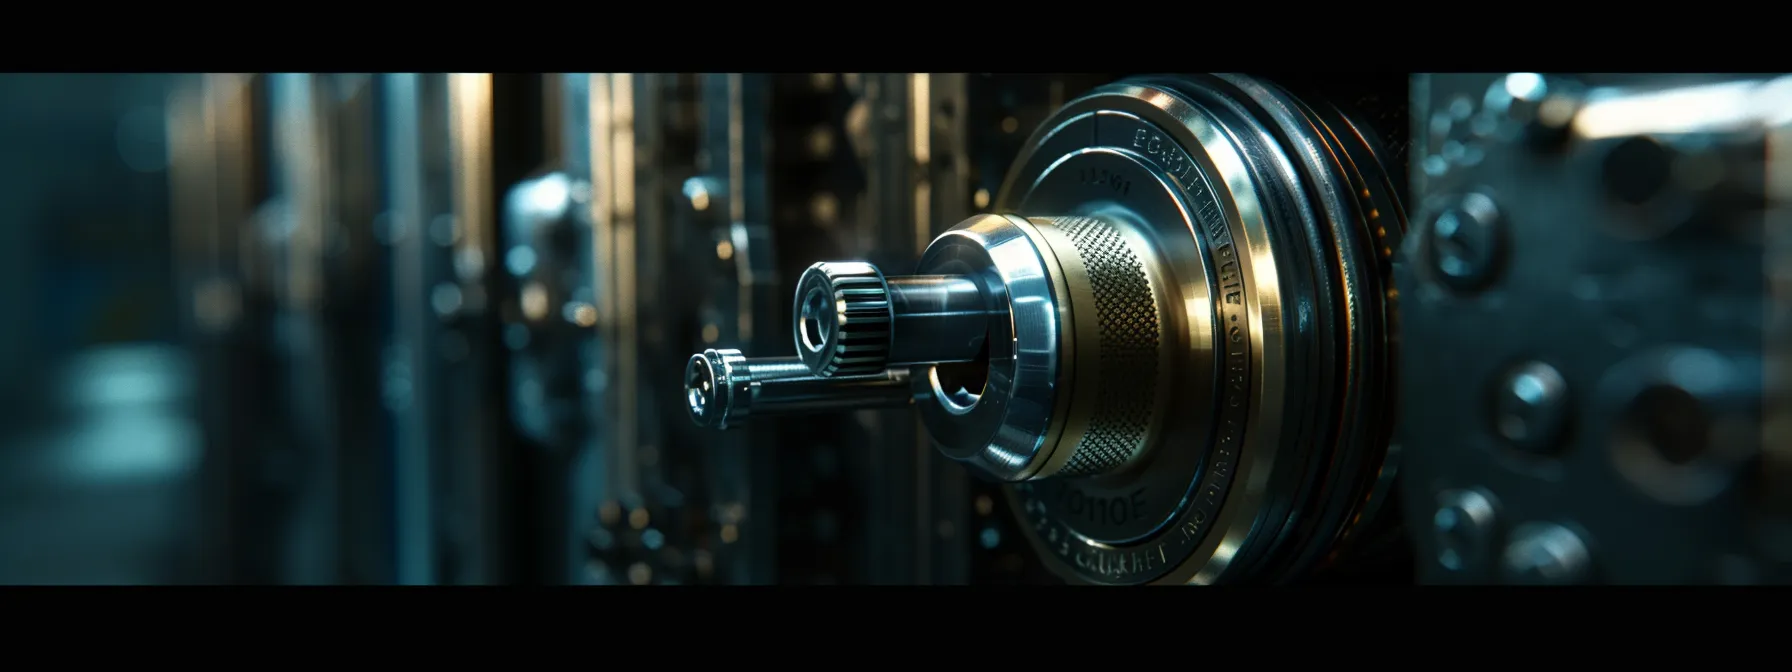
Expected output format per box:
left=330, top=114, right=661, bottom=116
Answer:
left=794, top=262, right=893, bottom=377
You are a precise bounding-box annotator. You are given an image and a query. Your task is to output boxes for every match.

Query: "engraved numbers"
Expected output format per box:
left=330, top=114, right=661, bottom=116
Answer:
left=1079, top=167, right=1132, bottom=197
left=1017, top=110, right=1251, bottom=584
left=1062, top=487, right=1149, bottom=527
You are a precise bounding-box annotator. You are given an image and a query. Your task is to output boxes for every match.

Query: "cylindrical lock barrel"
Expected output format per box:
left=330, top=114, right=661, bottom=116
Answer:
left=794, top=262, right=992, bottom=377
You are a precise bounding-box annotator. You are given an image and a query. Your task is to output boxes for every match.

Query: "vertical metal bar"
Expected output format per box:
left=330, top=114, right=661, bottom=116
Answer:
left=382, top=72, right=507, bottom=585
left=911, top=74, right=933, bottom=255
left=589, top=74, right=642, bottom=506
left=273, top=74, right=327, bottom=312
left=559, top=73, right=606, bottom=584
left=326, top=73, right=392, bottom=584
left=447, top=72, right=506, bottom=584
left=728, top=73, right=775, bottom=348
left=382, top=73, right=437, bottom=586
left=614, top=75, right=642, bottom=518
left=451, top=74, right=495, bottom=279
left=267, top=73, right=340, bottom=584
left=630, top=74, right=668, bottom=520
left=168, top=73, right=258, bottom=583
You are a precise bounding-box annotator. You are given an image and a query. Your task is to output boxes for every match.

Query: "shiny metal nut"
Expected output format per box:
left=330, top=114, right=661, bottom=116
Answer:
left=794, top=262, right=893, bottom=377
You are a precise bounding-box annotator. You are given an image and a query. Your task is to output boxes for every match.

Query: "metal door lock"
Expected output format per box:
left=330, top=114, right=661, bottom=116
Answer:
left=684, top=74, right=1408, bottom=585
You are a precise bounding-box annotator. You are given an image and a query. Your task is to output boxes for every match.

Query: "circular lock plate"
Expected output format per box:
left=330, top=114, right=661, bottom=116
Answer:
left=989, top=75, right=1406, bottom=585
left=995, top=83, right=1281, bottom=585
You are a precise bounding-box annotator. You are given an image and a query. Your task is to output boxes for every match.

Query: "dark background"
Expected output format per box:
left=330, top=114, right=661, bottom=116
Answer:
left=0, top=74, right=193, bottom=583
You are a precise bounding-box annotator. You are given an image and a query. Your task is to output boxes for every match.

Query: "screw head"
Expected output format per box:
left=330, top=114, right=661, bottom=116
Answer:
left=1492, top=361, right=1571, bottom=455
left=1426, top=192, right=1506, bottom=291
left=1433, top=489, right=1499, bottom=573
left=1502, top=522, right=1592, bottom=585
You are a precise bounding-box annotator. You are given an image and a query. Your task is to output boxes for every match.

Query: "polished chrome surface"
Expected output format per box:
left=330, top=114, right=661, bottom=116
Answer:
left=684, top=349, right=811, bottom=429
left=793, top=211, right=1176, bottom=485
left=685, top=348, right=911, bottom=429
left=680, top=74, right=1405, bottom=585
left=1026, top=215, right=1167, bottom=479
left=739, top=370, right=914, bottom=416
left=997, top=85, right=1269, bottom=580
left=793, top=258, right=997, bottom=381
left=886, top=276, right=989, bottom=368
left=911, top=214, right=1069, bottom=482
left=995, top=75, right=1405, bottom=584
left=767, top=208, right=1178, bottom=486
left=910, top=211, right=1178, bottom=485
